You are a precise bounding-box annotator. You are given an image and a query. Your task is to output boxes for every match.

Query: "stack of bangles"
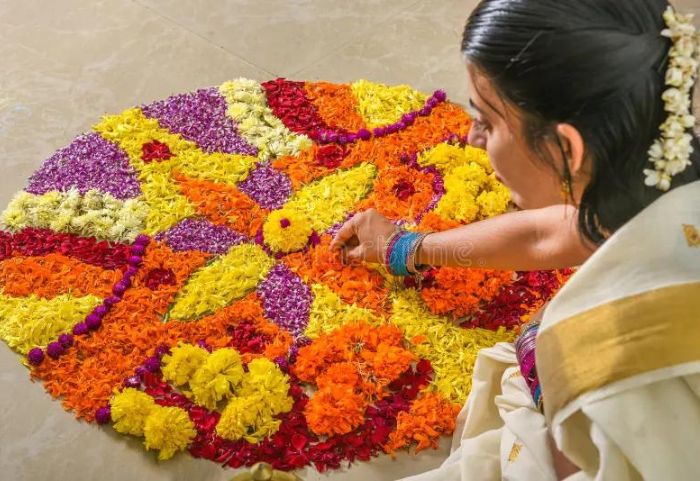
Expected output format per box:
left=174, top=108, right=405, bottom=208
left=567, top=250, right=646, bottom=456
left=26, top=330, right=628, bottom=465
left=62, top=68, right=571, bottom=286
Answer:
left=515, top=320, right=543, bottom=412
left=384, top=230, right=431, bottom=277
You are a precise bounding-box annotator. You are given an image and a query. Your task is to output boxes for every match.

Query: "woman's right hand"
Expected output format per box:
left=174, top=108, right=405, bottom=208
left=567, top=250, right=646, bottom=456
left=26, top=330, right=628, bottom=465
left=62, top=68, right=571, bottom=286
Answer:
left=330, top=209, right=398, bottom=264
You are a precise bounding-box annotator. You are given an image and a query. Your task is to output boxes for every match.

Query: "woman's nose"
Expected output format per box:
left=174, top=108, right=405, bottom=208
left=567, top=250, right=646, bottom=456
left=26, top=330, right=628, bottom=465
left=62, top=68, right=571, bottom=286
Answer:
left=467, top=124, right=486, bottom=149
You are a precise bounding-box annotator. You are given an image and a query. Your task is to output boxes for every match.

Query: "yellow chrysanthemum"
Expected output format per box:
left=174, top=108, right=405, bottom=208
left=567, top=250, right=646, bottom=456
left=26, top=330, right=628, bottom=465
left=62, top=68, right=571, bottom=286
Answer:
left=0, top=293, right=101, bottom=354
left=263, top=209, right=313, bottom=253
left=279, top=162, right=376, bottom=234
left=351, top=79, right=427, bottom=128
left=238, top=358, right=293, bottom=414
left=215, top=395, right=282, bottom=444
left=169, top=243, right=274, bottom=320
left=189, top=348, right=245, bottom=409
left=110, top=388, right=156, bottom=436
left=161, top=343, right=210, bottom=387
left=143, top=405, right=197, bottom=460
left=304, top=284, right=380, bottom=339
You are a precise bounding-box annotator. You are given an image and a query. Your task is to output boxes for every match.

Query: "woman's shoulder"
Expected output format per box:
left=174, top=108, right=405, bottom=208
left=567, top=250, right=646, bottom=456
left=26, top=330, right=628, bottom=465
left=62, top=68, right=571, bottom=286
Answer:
left=541, top=180, right=700, bottom=330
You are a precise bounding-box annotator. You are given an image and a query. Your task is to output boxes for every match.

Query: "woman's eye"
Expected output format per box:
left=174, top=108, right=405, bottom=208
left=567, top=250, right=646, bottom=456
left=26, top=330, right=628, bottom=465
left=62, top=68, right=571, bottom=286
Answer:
left=467, top=105, right=491, bottom=133
left=473, top=117, right=491, bottom=132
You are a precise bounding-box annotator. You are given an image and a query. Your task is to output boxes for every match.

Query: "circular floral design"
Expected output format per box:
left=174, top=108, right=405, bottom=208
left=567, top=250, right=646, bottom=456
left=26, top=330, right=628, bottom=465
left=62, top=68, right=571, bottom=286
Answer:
left=0, top=78, right=572, bottom=472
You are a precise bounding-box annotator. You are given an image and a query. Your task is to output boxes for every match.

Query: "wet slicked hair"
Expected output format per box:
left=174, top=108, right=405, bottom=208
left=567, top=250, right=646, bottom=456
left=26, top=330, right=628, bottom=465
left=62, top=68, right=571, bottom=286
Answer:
left=462, top=0, right=700, bottom=244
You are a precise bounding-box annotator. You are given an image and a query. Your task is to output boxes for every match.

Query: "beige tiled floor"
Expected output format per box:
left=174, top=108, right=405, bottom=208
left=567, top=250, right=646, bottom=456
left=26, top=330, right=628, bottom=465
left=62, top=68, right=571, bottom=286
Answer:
left=0, top=0, right=478, bottom=208
left=1, top=1, right=700, bottom=480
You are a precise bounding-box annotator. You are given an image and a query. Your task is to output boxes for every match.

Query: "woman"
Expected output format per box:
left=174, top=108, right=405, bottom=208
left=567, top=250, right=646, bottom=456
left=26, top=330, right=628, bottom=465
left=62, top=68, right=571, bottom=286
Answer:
left=332, top=1, right=700, bottom=479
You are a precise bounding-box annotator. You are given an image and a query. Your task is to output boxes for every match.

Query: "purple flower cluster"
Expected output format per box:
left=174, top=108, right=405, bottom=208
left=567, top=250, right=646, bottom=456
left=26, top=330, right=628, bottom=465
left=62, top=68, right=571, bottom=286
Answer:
left=141, top=87, right=257, bottom=156
left=155, top=218, right=247, bottom=254
left=26, top=133, right=141, bottom=199
left=237, top=163, right=292, bottom=209
left=257, top=264, right=312, bottom=337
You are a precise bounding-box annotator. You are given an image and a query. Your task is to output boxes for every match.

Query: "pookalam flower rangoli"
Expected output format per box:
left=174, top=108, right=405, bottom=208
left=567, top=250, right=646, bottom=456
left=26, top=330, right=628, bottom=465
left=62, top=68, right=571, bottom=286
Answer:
left=0, top=78, right=571, bottom=472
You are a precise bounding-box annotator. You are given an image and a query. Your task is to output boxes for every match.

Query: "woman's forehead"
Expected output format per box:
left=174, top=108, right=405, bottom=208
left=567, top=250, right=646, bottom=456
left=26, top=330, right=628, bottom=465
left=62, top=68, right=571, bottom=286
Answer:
left=466, top=64, right=516, bottom=122
left=466, top=64, right=504, bottom=115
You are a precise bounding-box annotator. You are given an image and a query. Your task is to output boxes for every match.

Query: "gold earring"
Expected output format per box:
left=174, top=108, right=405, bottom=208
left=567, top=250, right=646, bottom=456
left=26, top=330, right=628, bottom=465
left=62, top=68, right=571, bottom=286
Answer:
left=560, top=181, right=571, bottom=202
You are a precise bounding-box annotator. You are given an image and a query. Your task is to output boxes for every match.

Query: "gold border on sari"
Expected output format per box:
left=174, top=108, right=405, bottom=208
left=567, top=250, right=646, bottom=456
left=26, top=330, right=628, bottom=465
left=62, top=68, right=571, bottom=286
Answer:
left=537, top=282, right=700, bottom=423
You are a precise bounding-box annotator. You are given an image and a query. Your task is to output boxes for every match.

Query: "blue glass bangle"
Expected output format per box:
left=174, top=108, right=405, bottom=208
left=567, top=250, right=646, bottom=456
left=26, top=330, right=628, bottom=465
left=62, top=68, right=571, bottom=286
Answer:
left=389, top=232, right=418, bottom=276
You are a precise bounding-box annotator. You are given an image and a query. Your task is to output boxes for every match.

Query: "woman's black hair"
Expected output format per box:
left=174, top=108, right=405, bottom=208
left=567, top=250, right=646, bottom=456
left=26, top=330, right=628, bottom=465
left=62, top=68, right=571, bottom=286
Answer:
left=462, top=0, right=700, bottom=245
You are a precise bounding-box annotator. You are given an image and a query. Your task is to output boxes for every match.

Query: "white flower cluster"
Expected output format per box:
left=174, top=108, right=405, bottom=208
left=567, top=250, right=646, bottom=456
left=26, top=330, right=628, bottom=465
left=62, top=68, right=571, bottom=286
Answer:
left=644, top=7, right=700, bottom=191
left=1, top=189, right=147, bottom=242
left=219, top=78, right=312, bottom=161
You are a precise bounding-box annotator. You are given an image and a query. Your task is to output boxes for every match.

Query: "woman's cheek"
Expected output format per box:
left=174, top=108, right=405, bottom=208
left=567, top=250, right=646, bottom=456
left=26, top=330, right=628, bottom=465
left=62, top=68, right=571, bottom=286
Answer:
left=486, top=139, right=509, bottom=183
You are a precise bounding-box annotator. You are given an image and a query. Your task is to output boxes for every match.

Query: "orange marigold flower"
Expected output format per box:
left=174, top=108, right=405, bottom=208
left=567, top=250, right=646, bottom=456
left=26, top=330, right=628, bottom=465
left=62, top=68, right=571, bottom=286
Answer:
left=384, top=392, right=461, bottom=453
left=357, top=164, right=435, bottom=223
left=283, top=235, right=389, bottom=315
left=420, top=267, right=514, bottom=319
left=174, top=173, right=268, bottom=237
left=363, top=344, right=415, bottom=381
left=0, top=253, right=121, bottom=299
left=418, top=211, right=461, bottom=232
left=316, top=361, right=360, bottom=390
left=304, top=82, right=367, bottom=132
left=304, top=384, right=366, bottom=436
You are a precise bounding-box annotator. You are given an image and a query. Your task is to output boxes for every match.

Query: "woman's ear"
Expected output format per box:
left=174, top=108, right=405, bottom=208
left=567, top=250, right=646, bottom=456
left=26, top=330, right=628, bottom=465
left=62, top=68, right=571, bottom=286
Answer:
left=556, top=124, right=586, bottom=175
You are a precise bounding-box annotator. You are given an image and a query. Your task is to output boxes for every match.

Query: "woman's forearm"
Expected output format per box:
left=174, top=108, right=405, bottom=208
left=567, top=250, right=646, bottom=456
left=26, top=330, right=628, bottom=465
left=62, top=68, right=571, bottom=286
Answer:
left=416, top=204, right=594, bottom=271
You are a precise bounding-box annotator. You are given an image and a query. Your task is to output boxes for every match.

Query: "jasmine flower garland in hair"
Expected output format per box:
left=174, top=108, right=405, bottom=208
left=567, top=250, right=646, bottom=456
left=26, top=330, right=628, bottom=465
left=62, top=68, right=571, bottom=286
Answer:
left=644, top=6, right=700, bottom=191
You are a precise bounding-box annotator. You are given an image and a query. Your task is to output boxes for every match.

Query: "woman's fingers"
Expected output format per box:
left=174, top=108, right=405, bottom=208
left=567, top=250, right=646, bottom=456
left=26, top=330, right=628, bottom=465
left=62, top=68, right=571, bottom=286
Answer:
left=330, top=215, right=358, bottom=250
left=346, top=244, right=365, bottom=262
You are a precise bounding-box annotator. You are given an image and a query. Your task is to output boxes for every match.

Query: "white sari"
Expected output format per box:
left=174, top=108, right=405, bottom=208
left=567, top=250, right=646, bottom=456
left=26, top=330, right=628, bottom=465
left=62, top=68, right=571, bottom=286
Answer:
left=399, top=180, right=700, bottom=481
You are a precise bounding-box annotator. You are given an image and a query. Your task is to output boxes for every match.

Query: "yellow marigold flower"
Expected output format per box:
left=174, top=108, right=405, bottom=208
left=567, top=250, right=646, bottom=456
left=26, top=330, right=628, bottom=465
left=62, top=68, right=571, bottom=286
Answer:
left=161, top=343, right=209, bottom=387
left=476, top=178, right=511, bottom=218
left=418, top=143, right=467, bottom=172
left=111, top=388, right=156, bottom=436
left=263, top=209, right=313, bottom=253
left=464, top=145, right=493, bottom=173
left=190, top=348, right=245, bottom=409
left=143, top=405, right=196, bottom=460
left=213, top=357, right=291, bottom=443
left=418, top=143, right=493, bottom=175
left=238, top=358, right=293, bottom=414
left=427, top=148, right=510, bottom=224
left=215, top=395, right=282, bottom=444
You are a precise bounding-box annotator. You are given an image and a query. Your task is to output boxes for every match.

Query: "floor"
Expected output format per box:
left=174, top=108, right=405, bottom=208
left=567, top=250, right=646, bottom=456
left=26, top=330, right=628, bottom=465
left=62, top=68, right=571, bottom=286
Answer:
left=2, top=0, right=699, bottom=207
left=1, top=1, right=699, bottom=480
